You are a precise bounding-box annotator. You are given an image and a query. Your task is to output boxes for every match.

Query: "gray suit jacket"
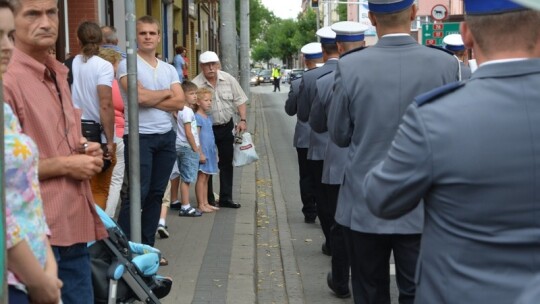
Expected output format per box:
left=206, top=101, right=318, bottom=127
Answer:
left=328, top=35, right=460, bottom=232
left=310, top=71, right=348, bottom=185
left=284, top=78, right=310, bottom=148
left=299, top=59, right=338, bottom=161
left=514, top=274, right=540, bottom=304
left=460, top=61, right=472, bottom=80
left=365, top=60, right=540, bottom=304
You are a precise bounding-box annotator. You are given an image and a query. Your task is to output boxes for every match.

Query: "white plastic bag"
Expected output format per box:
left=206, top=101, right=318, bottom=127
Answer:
left=233, top=132, right=259, bottom=167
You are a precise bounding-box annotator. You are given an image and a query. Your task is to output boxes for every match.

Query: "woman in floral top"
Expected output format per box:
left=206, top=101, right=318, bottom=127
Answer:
left=1, top=1, right=62, bottom=303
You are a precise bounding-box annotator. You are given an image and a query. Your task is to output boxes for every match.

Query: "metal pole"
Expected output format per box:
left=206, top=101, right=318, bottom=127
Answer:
left=0, top=29, right=7, bottom=303
left=124, top=0, right=142, bottom=243
left=219, top=0, right=238, bottom=78
left=316, top=8, right=320, bottom=35
left=239, top=0, right=250, bottom=97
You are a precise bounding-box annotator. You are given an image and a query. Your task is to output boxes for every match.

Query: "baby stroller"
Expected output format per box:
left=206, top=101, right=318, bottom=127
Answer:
left=89, top=206, right=172, bottom=304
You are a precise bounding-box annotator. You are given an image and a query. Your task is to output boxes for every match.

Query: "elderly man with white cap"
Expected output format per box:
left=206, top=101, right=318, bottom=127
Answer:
left=285, top=43, right=323, bottom=225
left=308, top=21, right=369, bottom=300
left=327, top=0, right=460, bottom=303
left=192, top=51, right=248, bottom=209
left=443, top=33, right=472, bottom=79
left=365, top=0, right=540, bottom=303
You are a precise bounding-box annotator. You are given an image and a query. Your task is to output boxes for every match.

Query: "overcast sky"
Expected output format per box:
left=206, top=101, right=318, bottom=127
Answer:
left=261, top=0, right=303, bottom=19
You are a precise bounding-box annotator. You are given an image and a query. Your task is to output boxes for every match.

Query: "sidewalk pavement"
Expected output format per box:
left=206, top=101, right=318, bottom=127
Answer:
left=155, top=93, right=298, bottom=304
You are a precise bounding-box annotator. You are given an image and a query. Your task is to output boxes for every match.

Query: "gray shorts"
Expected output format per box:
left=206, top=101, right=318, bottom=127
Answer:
left=177, top=145, right=199, bottom=183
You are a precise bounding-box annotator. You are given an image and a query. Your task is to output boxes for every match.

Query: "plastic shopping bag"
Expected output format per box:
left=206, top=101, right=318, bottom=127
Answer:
left=233, top=132, right=259, bottom=167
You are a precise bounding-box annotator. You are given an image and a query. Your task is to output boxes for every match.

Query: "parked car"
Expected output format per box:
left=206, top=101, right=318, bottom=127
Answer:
left=288, top=69, right=304, bottom=84
left=281, top=69, right=292, bottom=84
left=257, top=69, right=272, bottom=84
left=250, top=72, right=260, bottom=86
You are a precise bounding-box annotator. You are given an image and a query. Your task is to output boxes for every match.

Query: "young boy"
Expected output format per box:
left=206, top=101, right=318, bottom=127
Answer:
left=176, top=81, right=203, bottom=216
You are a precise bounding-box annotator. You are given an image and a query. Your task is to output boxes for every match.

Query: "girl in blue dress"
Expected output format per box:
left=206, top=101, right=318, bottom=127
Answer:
left=195, top=88, right=219, bottom=212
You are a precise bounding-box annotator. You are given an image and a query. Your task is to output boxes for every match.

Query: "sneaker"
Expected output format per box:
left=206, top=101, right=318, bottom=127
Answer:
left=179, top=206, right=203, bottom=217
left=157, top=224, right=169, bottom=239
left=170, top=200, right=181, bottom=210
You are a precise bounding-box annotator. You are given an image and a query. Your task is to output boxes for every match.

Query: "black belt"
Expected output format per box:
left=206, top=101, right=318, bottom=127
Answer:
left=213, top=119, right=233, bottom=128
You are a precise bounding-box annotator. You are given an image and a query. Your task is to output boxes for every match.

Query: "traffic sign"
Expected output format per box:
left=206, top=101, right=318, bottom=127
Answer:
left=431, top=4, right=449, bottom=21
left=421, top=22, right=460, bottom=46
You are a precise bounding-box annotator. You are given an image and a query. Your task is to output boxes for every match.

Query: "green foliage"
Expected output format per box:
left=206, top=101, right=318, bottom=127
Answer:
left=235, top=0, right=276, bottom=44
left=291, top=8, right=317, bottom=50
left=337, top=3, right=347, bottom=21
left=251, top=41, right=273, bottom=63
left=250, top=7, right=318, bottom=66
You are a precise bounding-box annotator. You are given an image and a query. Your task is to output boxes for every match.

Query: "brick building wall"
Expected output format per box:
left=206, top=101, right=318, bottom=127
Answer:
left=67, top=0, right=99, bottom=56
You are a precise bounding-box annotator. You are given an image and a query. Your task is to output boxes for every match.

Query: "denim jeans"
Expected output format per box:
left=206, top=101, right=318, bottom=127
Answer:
left=177, top=144, right=199, bottom=183
left=9, top=286, right=29, bottom=304
left=118, top=130, right=176, bottom=246
left=52, top=243, right=93, bottom=304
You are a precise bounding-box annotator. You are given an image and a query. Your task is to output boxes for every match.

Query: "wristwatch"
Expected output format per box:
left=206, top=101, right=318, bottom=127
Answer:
left=240, top=119, right=247, bottom=122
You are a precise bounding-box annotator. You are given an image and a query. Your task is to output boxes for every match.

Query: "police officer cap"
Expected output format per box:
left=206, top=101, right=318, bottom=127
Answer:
left=464, top=0, right=526, bottom=15
left=511, top=0, right=540, bottom=10
left=331, top=22, right=369, bottom=42
left=443, top=34, right=465, bottom=52
left=200, top=51, right=220, bottom=63
left=368, top=0, right=415, bottom=14
left=316, top=27, right=336, bottom=44
left=301, top=42, right=323, bottom=60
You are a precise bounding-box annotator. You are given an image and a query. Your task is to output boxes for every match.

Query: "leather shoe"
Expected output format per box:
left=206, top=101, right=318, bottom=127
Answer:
left=327, top=272, right=351, bottom=298
left=219, top=200, right=241, bottom=208
left=322, top=242, right=331, bottom=256
left=304, top=215, right=316, bottom=223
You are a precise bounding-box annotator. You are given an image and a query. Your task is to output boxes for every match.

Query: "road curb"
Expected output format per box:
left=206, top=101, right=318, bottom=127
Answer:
left=255, top=94, right=305, bottom=304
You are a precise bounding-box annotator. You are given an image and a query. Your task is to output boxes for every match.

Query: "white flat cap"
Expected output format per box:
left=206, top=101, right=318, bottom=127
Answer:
left=199, top=51, right=220, bottom=63
left=443, top=34, right=465, bottom=51
left=331, top=21, right=369, bottom=42
left=316, top=26, right=336, bottom=44
left=301, top=42, right=323, bottom=60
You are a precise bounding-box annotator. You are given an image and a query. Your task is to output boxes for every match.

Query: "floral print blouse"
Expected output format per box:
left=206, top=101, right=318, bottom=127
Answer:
left=4, top=103, right=49, bottom=289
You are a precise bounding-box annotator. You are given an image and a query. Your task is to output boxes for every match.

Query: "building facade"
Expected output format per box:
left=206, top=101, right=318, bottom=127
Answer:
left=54, top=0, right=220, bottom=78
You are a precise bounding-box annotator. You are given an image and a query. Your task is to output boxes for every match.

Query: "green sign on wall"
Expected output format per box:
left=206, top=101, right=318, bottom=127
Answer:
left=422, top=22, right=460, bottom=46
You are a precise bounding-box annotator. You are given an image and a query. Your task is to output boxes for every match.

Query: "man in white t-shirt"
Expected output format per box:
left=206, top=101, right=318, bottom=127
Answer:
left=116, top=15, right=184, bottom=246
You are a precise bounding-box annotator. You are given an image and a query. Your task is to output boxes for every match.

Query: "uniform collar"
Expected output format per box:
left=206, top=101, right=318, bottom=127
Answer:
left=472, top=58, right=540, bottom=80
left=376, top=35, right=417, bottom=47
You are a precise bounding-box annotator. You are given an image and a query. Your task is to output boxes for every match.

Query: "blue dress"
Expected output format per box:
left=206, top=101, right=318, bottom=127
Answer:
left=195, top=113, right=218, bottom=174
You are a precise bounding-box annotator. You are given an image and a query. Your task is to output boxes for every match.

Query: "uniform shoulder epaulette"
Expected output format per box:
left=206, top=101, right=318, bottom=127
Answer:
left=426, top=44, right=455, bottom=56
left=340, top=46, right=367, bottom=59
left=415, top=81, right=464, bottom=107
left=317, top=70, right=334, bottom=80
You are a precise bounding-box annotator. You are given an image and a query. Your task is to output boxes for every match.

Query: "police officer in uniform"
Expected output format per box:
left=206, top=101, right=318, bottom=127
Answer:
left=284, top=43, right=323, bottom=223
left=364, top=1, right=540, bottom=303
left=297, top=28, right=340, bottom=255
left=309, top=21, right=369, bottom=299
left=443, top=33, right=472, bottom=80
left=327, top=0, right=460, bottom=302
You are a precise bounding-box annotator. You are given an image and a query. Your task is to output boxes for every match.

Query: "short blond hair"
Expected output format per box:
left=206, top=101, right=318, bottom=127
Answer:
left=196, top=87, right=213, bottom=100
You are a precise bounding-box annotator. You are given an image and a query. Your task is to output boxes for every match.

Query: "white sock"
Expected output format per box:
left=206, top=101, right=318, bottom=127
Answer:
left=159, top=219, right=166, bottom=226
left=181, top=204, right=191, bottom=210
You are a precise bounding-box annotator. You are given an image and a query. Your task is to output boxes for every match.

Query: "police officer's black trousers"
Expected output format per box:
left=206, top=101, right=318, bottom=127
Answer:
left=296, top=148, right=317, bottom=218
left=326, top=184, right=350, bottom=292
left=344, top=228, right=420, bottom=304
